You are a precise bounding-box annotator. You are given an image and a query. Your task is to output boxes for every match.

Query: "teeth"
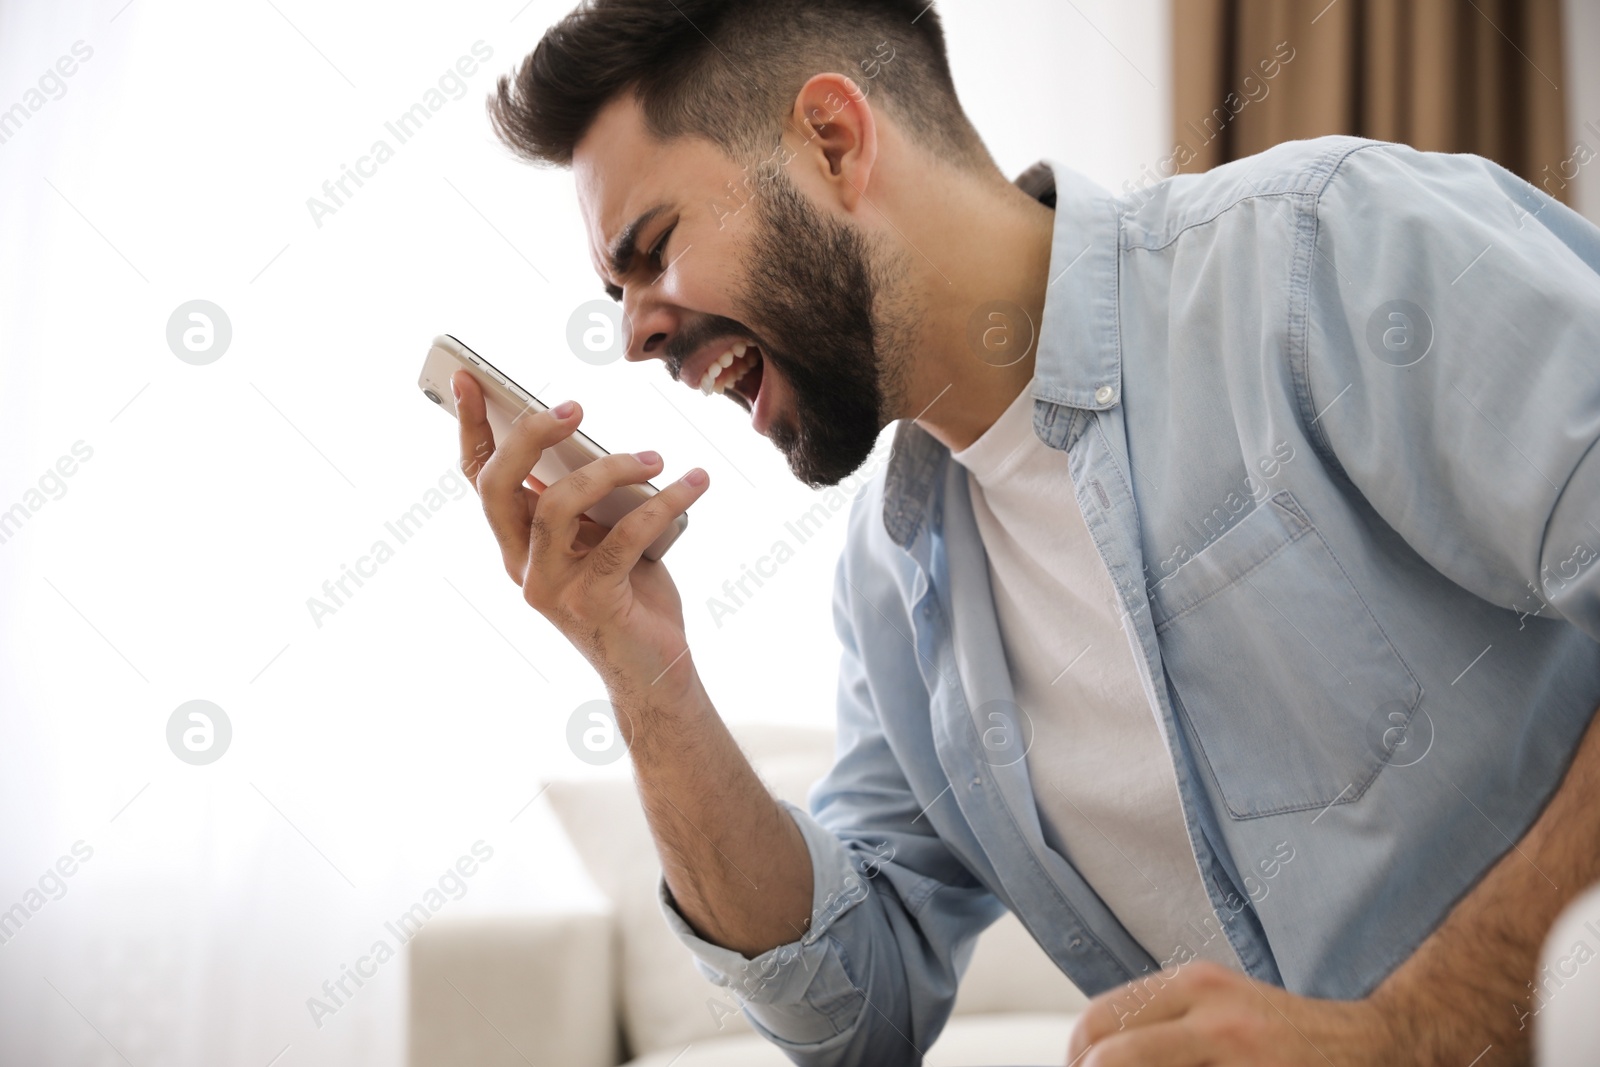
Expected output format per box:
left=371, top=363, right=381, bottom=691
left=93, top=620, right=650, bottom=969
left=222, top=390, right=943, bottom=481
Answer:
left=699, top=348, right=758, bottom=396
left=699, top=347, right=750, bottom=394
left=697, top=355, right=729, bottom=396
left=690, top=343, right=762, bottom=396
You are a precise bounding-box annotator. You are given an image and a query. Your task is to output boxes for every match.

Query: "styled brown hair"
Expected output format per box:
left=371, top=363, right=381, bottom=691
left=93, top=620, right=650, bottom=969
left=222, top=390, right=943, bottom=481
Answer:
left=488, top=0, right=991, bottom=170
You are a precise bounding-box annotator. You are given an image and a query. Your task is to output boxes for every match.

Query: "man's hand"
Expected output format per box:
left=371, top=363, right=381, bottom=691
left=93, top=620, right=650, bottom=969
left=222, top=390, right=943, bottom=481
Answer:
left=453, top=368, right=813, bottom=956
left=454, top=369, right=709, bottom=711
left=1064, top=960, right=1382, bottom=1066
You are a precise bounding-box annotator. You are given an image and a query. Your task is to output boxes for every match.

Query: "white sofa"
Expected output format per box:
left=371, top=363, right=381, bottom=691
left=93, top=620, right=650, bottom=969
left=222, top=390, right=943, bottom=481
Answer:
left=1535, top=879, right=1600, bottom=1066
left=408, top=724, right=1088, bottom=1066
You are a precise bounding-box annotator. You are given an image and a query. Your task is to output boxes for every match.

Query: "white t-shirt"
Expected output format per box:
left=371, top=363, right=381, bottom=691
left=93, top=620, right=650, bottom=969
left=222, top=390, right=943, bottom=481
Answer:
left=949, top=380, right=1242, bottom=970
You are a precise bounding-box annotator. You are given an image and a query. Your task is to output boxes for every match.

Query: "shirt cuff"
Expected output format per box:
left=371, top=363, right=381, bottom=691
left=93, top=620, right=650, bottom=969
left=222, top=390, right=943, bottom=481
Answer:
left=656, top=798, right=870, bottom=1006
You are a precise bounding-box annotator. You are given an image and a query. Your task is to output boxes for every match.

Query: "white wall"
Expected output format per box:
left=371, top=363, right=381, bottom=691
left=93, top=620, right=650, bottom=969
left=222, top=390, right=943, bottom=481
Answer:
left=944, top=0, right=1171, bottom=191
left=1563, top=0, right=1600, bottom=224
left=0, top=1, right=1167, bottom=1065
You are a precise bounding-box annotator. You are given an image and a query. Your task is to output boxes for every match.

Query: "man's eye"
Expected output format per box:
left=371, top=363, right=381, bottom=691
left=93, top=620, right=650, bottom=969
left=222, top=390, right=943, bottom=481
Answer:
left=650, top=225, right=676, bottom=270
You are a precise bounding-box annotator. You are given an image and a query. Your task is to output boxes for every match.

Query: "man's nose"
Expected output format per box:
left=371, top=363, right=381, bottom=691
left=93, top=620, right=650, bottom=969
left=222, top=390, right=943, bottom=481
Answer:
left=623, top=296, right=674, bottom=363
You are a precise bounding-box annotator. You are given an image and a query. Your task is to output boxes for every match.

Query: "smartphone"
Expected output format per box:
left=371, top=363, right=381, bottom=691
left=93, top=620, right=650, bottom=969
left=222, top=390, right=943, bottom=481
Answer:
left=418, top=334, right=688, bottom=561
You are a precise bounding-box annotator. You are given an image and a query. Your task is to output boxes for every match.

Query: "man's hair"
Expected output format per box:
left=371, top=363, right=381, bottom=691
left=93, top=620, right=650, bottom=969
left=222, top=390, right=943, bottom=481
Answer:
left=488, top=0, right=992, bottom=170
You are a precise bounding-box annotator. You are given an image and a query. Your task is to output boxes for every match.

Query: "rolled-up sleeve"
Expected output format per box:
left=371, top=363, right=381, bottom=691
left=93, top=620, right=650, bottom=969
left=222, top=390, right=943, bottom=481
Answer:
left=1307, top=141, right=1600, bottom=641
left=656, top=799, right=880, bottom=1045
left=658, top=495, right=1004, bottom=1065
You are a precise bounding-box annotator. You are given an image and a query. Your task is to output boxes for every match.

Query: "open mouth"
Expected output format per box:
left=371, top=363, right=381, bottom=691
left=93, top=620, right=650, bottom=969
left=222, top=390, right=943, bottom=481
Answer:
left=696, top=342, right=764, bottom=416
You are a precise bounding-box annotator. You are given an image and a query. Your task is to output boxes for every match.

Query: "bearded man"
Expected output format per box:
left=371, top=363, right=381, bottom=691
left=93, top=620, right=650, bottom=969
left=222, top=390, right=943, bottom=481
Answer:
left=449, top=2, right=1600, bottom=1063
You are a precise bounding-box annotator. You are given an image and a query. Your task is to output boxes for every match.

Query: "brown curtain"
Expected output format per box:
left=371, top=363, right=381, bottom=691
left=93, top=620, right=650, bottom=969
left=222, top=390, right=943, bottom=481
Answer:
left=1171, top=0, right=1572, bottom=203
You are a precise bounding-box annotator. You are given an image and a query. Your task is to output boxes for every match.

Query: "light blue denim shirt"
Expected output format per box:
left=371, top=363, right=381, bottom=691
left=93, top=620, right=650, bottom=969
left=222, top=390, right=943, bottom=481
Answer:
left=659, top=135, right=1600, bottom=1064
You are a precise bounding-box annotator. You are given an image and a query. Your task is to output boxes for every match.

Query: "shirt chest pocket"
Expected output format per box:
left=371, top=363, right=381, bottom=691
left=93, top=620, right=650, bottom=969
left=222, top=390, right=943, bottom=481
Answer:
left=1150, top=491, right=1421, bottom=819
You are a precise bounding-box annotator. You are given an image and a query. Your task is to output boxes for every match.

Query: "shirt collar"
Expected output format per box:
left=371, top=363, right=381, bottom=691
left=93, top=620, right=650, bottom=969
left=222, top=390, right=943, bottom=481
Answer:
left=880, top=159, right=1125, bottom=551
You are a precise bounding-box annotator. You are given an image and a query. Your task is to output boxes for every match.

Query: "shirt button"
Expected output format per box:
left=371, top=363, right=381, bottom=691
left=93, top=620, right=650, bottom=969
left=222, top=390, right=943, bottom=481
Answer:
left=1094, top=385, right=1115, bottom=405
left=970, top=775, right=981, bottom=788
left=1070, top=937, right=1083, bottom=950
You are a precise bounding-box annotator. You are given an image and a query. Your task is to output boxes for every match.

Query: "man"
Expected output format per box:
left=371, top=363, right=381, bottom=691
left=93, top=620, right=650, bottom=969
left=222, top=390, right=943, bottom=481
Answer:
left=449, top=1, right=1600, bottom=1063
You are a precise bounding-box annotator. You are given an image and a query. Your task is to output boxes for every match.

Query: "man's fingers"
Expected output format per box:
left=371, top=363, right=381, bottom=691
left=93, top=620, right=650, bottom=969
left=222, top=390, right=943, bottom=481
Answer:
left=587, top=468, right=709, bottom=580
left=454, top=370, right=495, bottom=485
left=1067, top=966, right=1199, bottom=1060
left=478, top=398, right=582, bottom=577
left=478, top=399, right=581, bottom=498
left=1076, top=1019, right=1207, bottom=1067
left=536, top=450, right=666, bottom=547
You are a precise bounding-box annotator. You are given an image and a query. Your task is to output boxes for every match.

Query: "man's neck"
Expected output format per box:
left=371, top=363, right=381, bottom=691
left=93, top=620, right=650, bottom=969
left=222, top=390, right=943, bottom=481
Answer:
left=889, top=166, right=1057, bottom=453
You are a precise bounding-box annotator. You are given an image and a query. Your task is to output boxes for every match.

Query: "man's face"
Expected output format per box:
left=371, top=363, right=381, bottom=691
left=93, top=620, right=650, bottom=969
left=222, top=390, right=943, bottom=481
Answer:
left=573, top=95, right=900, bottom=488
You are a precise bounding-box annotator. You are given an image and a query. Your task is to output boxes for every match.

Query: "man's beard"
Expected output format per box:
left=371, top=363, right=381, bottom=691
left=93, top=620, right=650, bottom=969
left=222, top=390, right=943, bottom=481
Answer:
left=735, top=169, right=906, bottom=489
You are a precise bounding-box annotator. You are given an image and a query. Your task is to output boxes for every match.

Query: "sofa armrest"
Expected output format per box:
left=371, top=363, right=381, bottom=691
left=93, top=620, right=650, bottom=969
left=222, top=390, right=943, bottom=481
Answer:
left=408, top=911, right=619, bottom=1067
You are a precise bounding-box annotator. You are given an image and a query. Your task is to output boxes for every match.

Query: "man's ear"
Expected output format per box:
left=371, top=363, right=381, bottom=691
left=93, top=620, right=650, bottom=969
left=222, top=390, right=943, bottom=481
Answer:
left=786, top=72, right=878, bottom=213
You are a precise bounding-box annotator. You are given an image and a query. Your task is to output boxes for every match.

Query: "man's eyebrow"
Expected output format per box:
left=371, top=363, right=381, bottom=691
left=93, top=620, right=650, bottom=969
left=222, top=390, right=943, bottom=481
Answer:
left=606, top=204, right=669, bottom=277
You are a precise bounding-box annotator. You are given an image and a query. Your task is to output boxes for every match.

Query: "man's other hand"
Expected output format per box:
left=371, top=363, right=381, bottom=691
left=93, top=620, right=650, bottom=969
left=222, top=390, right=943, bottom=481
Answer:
left=1065, top=960, right=1387, bottom=1066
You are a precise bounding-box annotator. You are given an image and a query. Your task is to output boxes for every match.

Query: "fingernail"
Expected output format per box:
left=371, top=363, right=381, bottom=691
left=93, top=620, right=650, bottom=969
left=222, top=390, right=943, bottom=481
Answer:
left=450, top=376, right=460, bottom=400
left=551, top=400, right=576, bottom=418
left=633, top=450, right=660, bottom=465
left=682, top=468, right=708, bottom=487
